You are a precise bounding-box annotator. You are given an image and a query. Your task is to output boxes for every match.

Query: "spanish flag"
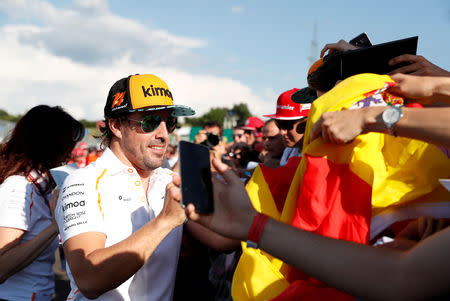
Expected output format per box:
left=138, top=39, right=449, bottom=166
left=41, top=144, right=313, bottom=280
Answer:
left=232, top=74, right=450, bottom=301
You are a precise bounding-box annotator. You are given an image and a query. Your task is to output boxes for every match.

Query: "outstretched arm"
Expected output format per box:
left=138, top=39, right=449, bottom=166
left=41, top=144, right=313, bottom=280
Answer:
left=187, top=159, right=450, bottom=300
left=309, top=106, right=450, bottom=148
left=309, top=74, right=450, bottom=147
left=388, top=54, right=450, bottom=77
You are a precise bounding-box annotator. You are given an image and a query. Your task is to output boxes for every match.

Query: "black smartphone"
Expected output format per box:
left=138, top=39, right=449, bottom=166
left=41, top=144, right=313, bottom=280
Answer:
left=179, top=141, right=214, bottom=213
left=349, top=32, right=372, bottom=48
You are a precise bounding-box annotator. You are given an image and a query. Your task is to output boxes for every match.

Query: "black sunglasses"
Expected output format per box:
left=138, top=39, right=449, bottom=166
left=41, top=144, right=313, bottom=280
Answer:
left=275, top=119, right=307, bottom=133
left=233, top=134, right=243, bottom=138
left=127, top=115, right=177, bottom=133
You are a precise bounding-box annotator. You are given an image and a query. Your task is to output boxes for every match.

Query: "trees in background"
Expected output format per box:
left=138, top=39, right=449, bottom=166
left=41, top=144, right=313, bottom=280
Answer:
left=185, top=103, right=252, bottom=127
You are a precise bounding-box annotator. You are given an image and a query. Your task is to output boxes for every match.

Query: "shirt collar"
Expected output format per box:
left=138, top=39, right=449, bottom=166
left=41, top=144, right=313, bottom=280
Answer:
left=97, top=147, right=164, bottom=177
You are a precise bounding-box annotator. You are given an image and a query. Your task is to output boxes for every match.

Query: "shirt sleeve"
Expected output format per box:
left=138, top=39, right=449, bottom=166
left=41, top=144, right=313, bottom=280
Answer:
left=55, top=170, right=106, bottom=244
left=0, top=176, right=31, bottom=231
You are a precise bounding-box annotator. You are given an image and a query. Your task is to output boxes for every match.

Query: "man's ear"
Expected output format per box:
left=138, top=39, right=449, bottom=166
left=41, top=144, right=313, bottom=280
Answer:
left=109, top=118, right=123, bottom=139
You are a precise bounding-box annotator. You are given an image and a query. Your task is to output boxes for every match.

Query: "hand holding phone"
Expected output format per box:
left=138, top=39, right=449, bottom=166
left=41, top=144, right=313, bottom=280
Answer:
left=179, top=141, right=214, bottom=213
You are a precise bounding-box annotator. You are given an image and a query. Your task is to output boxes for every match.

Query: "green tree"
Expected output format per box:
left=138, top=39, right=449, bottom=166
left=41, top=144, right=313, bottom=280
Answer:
left=184, top=103, right=253, bottom=127
left=231, top=103, right=252, bottom=125
left=80, top=119, right=98, bottom=129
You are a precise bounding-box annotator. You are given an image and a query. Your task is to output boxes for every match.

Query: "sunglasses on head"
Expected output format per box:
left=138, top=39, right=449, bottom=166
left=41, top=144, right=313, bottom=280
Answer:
left=126, top=115, right=177, bottom=133
left=275, top=119, right=307, bottom=132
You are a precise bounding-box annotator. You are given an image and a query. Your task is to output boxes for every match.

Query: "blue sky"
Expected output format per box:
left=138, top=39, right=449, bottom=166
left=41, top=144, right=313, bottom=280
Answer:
left=0, top=0, right=448, bottom=120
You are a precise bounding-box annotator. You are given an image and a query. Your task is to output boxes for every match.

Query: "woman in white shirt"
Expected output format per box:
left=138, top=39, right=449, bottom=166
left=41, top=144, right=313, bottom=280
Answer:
left=0, top=105, right=84, bottom=301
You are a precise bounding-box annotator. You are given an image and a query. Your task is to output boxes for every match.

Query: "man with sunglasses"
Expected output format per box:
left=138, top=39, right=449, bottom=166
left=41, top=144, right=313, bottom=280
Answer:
left=232, top=126, right=247, bottom=144
left=264, top=88, right=316, bottom=166
left=55, top=74, right=195, bottom=300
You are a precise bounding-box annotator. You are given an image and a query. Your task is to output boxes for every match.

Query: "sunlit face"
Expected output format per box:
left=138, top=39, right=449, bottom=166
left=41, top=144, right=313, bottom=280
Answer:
left=233, top=128, right=247, bottom=144
left=277, top=119, right=307, bottom=148
left=262, top=121, right=284, bottom=158
left=118, top=110, right=171, bottom=171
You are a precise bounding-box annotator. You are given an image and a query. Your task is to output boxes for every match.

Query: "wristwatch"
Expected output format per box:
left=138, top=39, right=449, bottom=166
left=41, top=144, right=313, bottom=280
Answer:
left=382, top=106, right=403, bottom=136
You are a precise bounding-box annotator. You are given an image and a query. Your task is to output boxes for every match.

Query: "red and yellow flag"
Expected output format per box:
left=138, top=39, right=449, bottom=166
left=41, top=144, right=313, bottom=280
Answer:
left=232, top=74, right=450, bottom=301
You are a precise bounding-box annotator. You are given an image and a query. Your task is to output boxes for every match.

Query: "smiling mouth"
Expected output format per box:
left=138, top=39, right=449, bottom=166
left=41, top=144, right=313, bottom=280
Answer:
left=149, top=145, right=165, bottom=150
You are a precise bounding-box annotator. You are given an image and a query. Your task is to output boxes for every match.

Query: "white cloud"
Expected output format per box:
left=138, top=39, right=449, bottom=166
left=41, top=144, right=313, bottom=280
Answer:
left=231, top=5, right=244, bottom=14
left=0, top=0, right=205, bottom=66
left=0, top=0, right=273, bottom=122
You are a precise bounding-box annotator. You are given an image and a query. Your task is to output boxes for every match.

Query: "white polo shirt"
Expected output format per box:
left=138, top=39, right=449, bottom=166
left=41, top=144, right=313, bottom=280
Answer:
left=0, top=174, right=58, bottom=301
left=55, top=148, right=183, bottom=301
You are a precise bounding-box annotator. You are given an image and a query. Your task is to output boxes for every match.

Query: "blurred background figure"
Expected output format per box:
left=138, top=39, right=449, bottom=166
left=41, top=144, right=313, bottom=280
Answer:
left=259, top=119, right=285, bottom=169
left=0, top=105, right=83, bottom=301
left=228, top=142, right=252, bottom=171
left=194, top=120, right=228, bottom=169
left=240, top=116, right=264, bottom=165
left=231, top=125, right=247, bottom=147
left=86, top=146, right=100, bottom=165
left=68, top=141, right=89, bottom=168
left=165, top=143, right=179, bottom=170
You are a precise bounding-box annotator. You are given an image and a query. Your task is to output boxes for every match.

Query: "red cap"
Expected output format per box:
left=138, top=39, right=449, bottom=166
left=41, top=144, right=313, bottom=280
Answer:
left=78, top=142, right=88, bottom=149
left=72, top=148, right=85, bottom=156
left=241, top=117, right=264, bottom=131
left=263, top=88, right=311, bottom=120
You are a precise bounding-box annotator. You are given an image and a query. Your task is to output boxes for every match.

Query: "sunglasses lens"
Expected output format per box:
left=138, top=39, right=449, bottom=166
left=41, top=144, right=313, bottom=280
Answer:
left=165, top=117, right=177, bottom=133
left=275, top=120, right=294, bottom=130
left=297, top=122, right=307, bottom=133
left=141, top=115, right=161, bottom=133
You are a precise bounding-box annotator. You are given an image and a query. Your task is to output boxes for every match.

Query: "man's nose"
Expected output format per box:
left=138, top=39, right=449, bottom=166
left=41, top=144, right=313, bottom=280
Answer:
left=155, top=120, right=170, bottom=138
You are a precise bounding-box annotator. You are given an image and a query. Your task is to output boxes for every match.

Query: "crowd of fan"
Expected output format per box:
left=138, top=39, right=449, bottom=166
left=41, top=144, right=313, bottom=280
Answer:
left=1, top=34, right=450, bottom=301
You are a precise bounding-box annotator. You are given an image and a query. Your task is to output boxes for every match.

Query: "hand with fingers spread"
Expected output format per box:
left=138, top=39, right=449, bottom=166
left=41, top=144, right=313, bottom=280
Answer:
left=388, top=54, right=450, bottom=77
left=185, top=158, right=257, bottom=241
left=320, top=39, right=357, bottom=58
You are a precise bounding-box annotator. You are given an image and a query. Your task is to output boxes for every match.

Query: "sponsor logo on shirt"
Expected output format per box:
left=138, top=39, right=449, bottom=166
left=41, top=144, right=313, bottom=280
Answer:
left=62, top=183, right=84, bottom=193
left=62, top=200, right=85, bottom=212
left=62, top=191, right=84, bottom=201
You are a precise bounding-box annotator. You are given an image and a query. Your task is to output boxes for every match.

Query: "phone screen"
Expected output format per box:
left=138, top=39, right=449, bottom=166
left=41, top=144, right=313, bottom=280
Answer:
left=179, top=141, right=214, bottom=213
left=349, top=32, right=372, bottom=48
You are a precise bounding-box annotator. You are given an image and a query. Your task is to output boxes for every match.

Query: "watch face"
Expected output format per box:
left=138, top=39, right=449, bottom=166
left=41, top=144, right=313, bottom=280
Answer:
left=383, top=107, right=401, bottom=124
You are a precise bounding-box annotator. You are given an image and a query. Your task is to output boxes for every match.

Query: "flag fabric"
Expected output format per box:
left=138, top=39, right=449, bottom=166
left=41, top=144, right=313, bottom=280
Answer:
left=232, top=73, right=450, bottom=301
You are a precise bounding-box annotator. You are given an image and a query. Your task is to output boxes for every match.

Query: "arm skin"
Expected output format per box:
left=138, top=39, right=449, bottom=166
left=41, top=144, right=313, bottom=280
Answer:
left=310, top=74, right=450, bottom=148
left=310, top=106, right=450, bottom=149
left=186, top=159, right=450, bottom=301
left=0, top=189, right=59, bottom=283
left=388, top=54, right=450, bottom=77
left=63, top=176, right=186, bottom=299
left=185, top=220, right=240, bottom=253
left=320, top=39, right=357, bottom=58
left=389, top=74, right=450, bottom=105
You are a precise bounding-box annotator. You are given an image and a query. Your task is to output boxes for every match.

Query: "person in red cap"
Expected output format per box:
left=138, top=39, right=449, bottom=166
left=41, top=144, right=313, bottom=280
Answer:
left=240, top=116, right=264, bottom=148
left=264, top=87, right=317, bottom=166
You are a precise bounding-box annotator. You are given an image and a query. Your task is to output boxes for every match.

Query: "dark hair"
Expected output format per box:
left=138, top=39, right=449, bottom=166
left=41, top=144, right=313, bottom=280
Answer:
left=203, top=120, right=223, bottom=136
left=99, top=118, right=114, bottom=148
left=307, top=51, right=342, bottom=93
left=230, top=142, right=251, bottom=168
left=0, top=105, right=84, bottom=192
